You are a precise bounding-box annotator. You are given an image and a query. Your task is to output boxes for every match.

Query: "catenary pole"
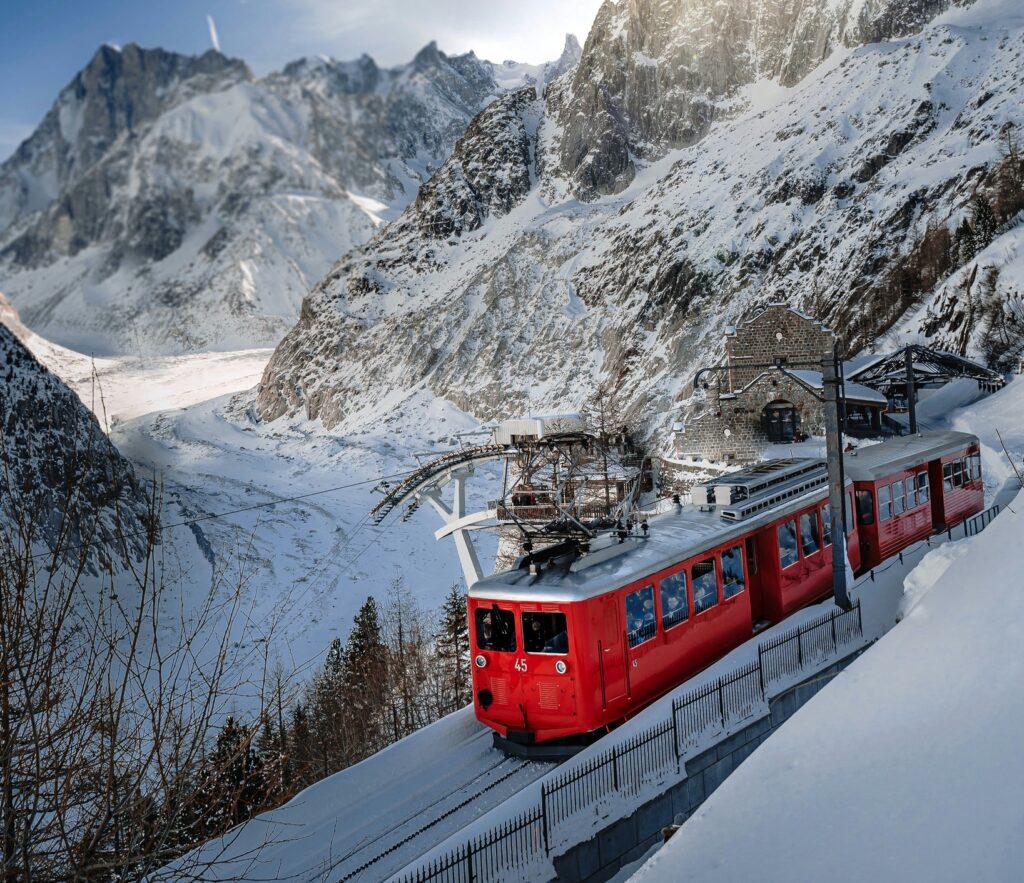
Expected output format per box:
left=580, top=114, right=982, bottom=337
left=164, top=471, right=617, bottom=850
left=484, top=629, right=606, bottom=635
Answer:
left=822, top=350, right=852, bottom=610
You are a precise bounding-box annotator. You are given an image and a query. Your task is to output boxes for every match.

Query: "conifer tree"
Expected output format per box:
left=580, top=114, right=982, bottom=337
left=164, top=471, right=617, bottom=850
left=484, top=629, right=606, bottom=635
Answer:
left=971, top=193, right=998, bottom=252
left=340, top=597, right=389, bottom=759
left=435, top=584, right=470, bottom=714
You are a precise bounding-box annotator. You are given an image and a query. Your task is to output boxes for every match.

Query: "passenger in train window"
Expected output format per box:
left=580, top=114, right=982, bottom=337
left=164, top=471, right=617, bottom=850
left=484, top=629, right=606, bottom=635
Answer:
left=799, top=512, right=820, bottom=555
left=878, top=485, right=892, bottom=522
left=778, top=520, right=799, bottom=568
left=693, top=559, right=718, bottom=612
left=626, top=585, right=656, bottom=647
left=522, top=612, right=569, bottom=654
left=660, top=571, right=689, bottom=629
left=721, top=547, right=745, bottom=598
left=917, top=472, right=930, bottom=503
left=821, top=504, right=833, bottom=545
left=892, top=479, right=905, bottom=515
left=476, top=607, right=516, bottom=652
left=855, top=491, right=874, bottom=526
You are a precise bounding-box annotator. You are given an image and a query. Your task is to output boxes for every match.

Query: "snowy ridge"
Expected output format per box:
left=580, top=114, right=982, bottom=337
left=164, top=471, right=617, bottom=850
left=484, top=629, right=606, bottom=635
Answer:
left=0, top=41, right=578, bottom=356
left=257, top=0, right=1024, bottom=443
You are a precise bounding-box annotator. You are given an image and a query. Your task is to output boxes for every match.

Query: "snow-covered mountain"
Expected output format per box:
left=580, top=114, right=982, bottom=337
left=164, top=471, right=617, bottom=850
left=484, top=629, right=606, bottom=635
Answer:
left=257, top=0, right=1024, bottom=441
left=0, top=292, right=147, bottom=565
left=0, top=38, right=580, bottom=355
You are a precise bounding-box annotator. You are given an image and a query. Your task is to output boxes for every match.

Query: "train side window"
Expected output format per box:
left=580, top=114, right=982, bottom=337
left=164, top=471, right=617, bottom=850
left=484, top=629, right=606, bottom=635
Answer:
left=877, top=485, right=892, bottom=522
left=943, top=462, right=954, bottom=491
left=692, top=559, right=719, bottom=613
left=659, top=571, right=689, bottom=630
left=845, top=491, right=854, bottom=535
left=777, top=521, right=799, bottom=569
left=906, top=476, right=917, bottom=509
left=892, top=479, right=905, bottom=516
left=821, top=504, right=833, bottom=546
left=522, top=612, right=569, bottom=654
left=722, top=547, right=745, bottom=599
left=799, top=512, right=820, bottom=556
left=917, top=472, right=930, bottom=503
left=625, top=585, right=657, bottom=647
left=971, top=453, right=982, bottom=480
left=475, top=607, right=516, bottom=652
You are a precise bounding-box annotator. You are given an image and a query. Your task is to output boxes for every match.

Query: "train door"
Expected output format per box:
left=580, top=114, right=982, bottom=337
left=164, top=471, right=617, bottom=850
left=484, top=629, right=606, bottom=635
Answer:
left=595, top=593, right=626, bottom=712
left=623, top=583, right=660, bottom=700
left=928, top=459, right=946, bottom=529
left=744, top=535, right=767, bottom=626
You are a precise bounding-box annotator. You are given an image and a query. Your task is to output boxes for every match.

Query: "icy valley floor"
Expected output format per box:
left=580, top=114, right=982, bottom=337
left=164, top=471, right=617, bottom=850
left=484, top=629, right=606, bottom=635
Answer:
left=30, top=339, right=495, bottom=704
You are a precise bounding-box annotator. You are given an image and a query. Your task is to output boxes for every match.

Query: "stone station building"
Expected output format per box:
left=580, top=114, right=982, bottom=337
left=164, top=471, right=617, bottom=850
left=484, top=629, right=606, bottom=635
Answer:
left=674, top=305, right=888, bottom=462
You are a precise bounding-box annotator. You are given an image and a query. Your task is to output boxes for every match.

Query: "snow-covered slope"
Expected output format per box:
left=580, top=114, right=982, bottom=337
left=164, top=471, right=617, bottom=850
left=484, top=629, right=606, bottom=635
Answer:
left=631, top=389, right=1024, bottom=883
left=257, top=0, right=1024, bottom=442
left=0, top=40, right=579, bottom=356
left=0, top=295, right=147, bottom=564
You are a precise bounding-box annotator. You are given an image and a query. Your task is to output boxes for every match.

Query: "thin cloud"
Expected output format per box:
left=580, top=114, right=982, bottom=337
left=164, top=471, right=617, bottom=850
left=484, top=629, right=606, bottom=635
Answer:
left=207, top=14, right=222, bottom=53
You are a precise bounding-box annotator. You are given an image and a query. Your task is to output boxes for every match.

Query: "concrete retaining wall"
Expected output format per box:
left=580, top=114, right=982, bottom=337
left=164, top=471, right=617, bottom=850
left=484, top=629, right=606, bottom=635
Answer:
left=552, top=652, right=862, bottom=882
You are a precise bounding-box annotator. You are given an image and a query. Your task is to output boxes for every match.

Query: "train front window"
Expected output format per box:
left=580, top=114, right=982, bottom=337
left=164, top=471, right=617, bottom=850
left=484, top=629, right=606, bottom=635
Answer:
left=659, top=571, right=689, bottom=630
left=722, top=547, right=745, bottom=599
left=778, top=520, right=799, bottom=569
left=475, top=606, right=516, bottom=652
left=693, top=559, right=719, bottom=613
left=799, top=512, right=820, bottom=556
left=522, top=612, right=568, bottom=654
left=855, top=490, right=874, bottom=525
left=626, top=585, right=657, bottom=647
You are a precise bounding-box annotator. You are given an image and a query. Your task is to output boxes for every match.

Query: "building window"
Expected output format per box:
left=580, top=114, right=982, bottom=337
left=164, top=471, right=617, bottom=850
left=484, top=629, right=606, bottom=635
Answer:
left=693, top=559, right=719, bottom=613
left=821, top=503, right=833, bottom=546
left=855, top=490, right=875, bottom=526
left=878, top=485, right=892, bottom=522
left=475, top=607, right=516, bottom=652
left=778, top=520, right=799, bottom=569
left=626, top=585, right=657, bottom=647
left=722, top=547, right=745, bottom=599
left=799, top=511, right=820, bottom=556
left=892, top=479, right=905, bottom=516
left=522, top=612, right=568, bottom=654
left=659, top=571, right=689, bottom=630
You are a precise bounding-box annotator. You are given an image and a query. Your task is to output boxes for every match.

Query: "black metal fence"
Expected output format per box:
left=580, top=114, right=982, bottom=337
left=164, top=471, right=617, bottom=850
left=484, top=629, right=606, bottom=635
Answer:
left=391, top=505, right=1006, bottom=883
left=397, top=807, right=545, bottom=883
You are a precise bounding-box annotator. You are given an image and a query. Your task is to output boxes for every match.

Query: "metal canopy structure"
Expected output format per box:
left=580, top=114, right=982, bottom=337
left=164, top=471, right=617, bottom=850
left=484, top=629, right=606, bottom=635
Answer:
left=848, top=345, right=1004, bottom=395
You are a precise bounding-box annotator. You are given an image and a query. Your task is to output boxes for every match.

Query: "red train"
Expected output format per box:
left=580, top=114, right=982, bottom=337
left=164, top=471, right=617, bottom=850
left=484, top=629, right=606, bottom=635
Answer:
left=468, top=431, right=984, bottom=754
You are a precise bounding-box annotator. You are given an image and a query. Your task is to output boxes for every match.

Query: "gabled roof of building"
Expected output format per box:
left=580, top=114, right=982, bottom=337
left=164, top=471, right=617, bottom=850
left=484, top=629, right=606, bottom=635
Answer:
left=725, top=302, right=834, bottom=339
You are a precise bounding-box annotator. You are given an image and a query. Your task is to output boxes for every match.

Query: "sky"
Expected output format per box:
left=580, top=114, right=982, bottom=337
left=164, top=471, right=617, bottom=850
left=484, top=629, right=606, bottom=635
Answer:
left=0, top=0, right=604, bottom=160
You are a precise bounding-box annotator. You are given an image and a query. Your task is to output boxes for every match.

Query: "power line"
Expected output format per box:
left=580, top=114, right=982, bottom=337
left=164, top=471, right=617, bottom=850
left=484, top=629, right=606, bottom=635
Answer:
left=6, top=469, right=418, bottom=567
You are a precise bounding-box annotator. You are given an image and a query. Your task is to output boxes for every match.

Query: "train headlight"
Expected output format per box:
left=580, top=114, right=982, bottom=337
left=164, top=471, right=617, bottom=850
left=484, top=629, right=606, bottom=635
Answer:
left=555, top=660, right=567, bottom=675
left=475, top=655, right=487, bottom=668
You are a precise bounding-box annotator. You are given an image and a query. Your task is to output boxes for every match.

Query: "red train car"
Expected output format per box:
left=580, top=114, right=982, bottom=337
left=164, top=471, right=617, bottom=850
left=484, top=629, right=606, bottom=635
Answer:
left=468, top=431, right=982, bottom=754
left=845, top=432, right=985, bottom=571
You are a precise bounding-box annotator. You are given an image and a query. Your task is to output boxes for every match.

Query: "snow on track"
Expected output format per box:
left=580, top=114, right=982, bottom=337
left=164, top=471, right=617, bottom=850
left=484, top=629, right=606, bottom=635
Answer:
left=164, top=708, right=556, bottom=882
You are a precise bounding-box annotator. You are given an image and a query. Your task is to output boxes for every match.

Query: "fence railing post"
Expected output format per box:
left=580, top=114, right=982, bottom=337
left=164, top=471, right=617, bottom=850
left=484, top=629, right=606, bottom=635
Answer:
left=466, top=841, right=475, bottom=883
left=830, top=609, right=837, bottom=651
left=718, top=679, right=726, bottom=727
left=671, top=701, right=680, bottom=764
left=612, top=745, right=619, bottom=791
left=797, top=627, right=804, bottom=668
left=857, top=599, right=863, bottom=634
left=540, top=785, right=550, bottom=855
left=757, top=643, right=766, bottom=696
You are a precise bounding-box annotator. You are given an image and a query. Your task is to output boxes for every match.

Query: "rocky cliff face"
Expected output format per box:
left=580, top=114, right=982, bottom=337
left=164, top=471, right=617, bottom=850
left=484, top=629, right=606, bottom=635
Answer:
left=256, top=0, right=1024, bottom=440
left=549, top=0, right=969, bottom=199
left=0, top=294, right=147, bottom=566
left=0, top=41, right=573, bottom=355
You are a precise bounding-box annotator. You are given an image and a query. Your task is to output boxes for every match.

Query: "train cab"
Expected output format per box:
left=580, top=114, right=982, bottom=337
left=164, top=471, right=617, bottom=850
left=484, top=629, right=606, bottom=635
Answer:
left=845, top=431, right=984, bottom=571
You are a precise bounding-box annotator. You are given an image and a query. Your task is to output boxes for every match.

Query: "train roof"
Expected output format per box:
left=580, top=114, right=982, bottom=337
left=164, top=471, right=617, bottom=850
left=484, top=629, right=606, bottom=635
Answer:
left=469, top=430, right=980, bottom=604
left=842, top=430, right=978, bottom=481
left=470, top=480, right=838, bottom=603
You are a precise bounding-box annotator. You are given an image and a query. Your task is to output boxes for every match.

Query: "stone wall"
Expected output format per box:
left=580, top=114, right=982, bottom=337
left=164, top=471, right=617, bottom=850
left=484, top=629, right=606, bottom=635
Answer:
left=676, top=371, right=826, bottom=461
left=726, top=304, right=835, bottom=391
left=551, top=652, right=862, bottom=883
